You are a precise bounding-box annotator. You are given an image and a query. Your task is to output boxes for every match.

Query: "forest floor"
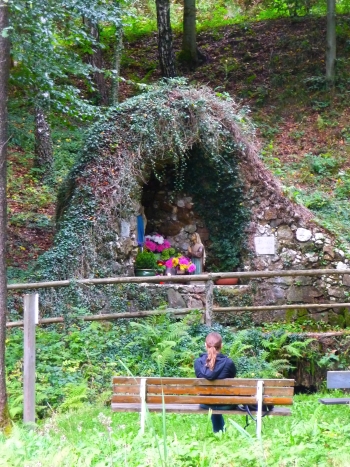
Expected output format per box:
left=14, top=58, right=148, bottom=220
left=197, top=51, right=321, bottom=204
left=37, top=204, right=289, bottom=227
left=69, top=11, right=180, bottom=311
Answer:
left=7, top=14, right=350, bottom=277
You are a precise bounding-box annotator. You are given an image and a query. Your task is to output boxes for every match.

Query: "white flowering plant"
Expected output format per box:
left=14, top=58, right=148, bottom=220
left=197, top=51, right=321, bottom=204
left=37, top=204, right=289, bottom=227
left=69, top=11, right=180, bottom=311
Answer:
left=144, top=234, right=171, bottom=253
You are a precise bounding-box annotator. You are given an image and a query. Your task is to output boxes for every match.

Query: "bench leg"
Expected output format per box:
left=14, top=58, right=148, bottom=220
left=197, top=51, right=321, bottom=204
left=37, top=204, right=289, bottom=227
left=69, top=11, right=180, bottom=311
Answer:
left=140, top=378, right=146, bottom=434
left=256, top=380, right=264, bottom=439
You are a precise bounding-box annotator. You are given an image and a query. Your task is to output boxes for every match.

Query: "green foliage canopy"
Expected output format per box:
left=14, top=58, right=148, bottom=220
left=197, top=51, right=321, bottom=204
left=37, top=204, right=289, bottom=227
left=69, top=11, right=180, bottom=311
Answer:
left=9, top=0, right=123, bottom=118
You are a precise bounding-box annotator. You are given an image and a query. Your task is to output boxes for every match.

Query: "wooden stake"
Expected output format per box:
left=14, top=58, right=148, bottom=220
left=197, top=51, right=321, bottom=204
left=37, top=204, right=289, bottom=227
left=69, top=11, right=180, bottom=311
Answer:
left=205, top=277, right=214, bottom=326
left=23, top=293, right=38, bottom=424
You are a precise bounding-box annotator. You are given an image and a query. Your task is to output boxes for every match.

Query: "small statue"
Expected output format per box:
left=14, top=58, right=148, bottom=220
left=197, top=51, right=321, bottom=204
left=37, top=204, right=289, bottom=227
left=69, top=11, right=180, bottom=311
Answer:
left=136, top=206, right=147, bottom=248
left=188, top=232, right=205, bottom=274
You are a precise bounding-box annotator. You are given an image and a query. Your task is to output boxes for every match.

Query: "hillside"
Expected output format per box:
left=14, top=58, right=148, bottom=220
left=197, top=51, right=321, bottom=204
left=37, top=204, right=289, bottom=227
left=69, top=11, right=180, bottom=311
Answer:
left=7, top=14, right=350, bottom=278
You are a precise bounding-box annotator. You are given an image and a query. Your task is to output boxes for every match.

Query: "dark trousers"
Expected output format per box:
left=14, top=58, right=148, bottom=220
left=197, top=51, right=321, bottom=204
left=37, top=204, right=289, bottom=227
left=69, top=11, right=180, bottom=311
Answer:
left=200, top=404, right=236, bottom=433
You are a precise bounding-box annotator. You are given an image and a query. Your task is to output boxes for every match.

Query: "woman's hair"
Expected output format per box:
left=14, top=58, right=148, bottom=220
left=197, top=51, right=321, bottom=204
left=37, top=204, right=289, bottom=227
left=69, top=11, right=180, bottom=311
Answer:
left=205, top=332, right=222, bottom=371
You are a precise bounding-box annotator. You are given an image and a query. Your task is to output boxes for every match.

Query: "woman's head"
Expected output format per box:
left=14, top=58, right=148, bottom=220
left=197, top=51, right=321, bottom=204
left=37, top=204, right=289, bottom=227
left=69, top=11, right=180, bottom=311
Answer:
left=205, top=332, right=222, bottom=371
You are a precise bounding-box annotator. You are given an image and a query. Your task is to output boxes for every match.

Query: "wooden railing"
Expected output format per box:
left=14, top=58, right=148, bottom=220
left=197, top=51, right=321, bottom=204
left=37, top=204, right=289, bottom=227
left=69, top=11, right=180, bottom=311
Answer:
left=8, top=268, right=350, bottom=425
left=7, top=268, right=350, bottom=327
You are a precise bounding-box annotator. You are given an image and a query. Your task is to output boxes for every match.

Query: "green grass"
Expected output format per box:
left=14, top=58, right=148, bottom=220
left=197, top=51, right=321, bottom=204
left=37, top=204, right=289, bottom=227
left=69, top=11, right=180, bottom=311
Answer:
left=1, top=394, right=350, bottom=466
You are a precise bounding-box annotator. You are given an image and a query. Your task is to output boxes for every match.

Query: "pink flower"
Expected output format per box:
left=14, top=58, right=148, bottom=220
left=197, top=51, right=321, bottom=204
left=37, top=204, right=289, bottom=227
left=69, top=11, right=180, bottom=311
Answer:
left=165, top=258, right=174, bottom=268
left=163, top=240, right=171, bottom=249
left=179, top=256, right=189, bottom=265
left=145, top=240, right=156, bottom=252
left=188, top=263, right=196, bottom=273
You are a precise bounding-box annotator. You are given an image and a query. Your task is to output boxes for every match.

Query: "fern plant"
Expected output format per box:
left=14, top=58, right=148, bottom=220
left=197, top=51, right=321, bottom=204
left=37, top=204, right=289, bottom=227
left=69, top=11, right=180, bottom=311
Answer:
left=227, top=330, right=253, bottom=360
left=262, top=333, right=315, bottom=360
left=59, top=383, right=88, bottom=413
left=127, top=313, right=200, bottom=375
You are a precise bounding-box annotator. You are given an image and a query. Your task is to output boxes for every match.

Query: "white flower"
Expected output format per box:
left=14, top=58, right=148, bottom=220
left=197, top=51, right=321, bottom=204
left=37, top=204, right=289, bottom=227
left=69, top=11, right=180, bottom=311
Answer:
left=154, top=235, right=164, bottom=244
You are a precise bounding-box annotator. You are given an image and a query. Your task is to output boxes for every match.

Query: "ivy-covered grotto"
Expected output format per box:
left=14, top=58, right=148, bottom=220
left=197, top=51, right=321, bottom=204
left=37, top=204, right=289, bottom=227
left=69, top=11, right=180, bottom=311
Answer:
left=32, top=81, right=350, bottom=326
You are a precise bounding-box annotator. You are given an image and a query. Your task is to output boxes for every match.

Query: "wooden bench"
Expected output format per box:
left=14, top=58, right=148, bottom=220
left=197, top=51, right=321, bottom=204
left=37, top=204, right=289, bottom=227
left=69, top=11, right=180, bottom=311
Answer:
left=319, top=371, right=350, bottom=405
left=112, top=377, right=295, bottom=438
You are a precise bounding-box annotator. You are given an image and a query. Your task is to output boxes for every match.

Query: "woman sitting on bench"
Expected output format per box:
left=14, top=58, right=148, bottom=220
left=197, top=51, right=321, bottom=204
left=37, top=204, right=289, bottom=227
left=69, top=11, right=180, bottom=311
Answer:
left=194, top=332, right=236, bottom=433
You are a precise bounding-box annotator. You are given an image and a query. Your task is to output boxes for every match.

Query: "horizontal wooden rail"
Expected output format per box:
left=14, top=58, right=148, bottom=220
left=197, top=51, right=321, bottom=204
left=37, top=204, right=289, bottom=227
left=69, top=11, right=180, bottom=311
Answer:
left=7, top=269, right=350, bottom=329
left=213, top=302, right=350, bottom=312
left=8, top=301, right=350, bottom=328
left=6, top=308, right=198, bottom=328
left=7, top=268, right=350, bottom=291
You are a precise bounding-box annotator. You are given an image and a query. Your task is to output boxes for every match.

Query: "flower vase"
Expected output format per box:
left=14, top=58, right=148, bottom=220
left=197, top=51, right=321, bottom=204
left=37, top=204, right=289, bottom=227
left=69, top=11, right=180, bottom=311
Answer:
left=165, top=267, right=176, bottom=276
left=176, top=269, right=185, bottom=275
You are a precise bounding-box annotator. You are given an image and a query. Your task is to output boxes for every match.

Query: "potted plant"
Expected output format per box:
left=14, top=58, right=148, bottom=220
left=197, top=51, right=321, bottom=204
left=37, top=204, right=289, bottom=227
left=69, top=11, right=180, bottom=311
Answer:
left=214, top=277, right=239, bottom=285
left=134, top=250, right=158, bottom=277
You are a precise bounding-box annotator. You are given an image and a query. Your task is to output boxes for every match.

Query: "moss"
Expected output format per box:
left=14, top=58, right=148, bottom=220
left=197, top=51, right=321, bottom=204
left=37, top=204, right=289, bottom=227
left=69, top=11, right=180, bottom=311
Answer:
left=0, top=403, right=11, bottom=434
left=285, top=308, right=309, bottom=322
left=285, top=309, right=296, bottom=322
left=296, top=308, right=309, bottom=320
left=328, top=307, right=350, bottom=328
left=328, top=310, right=345, bottom=328
left=343, top=307, right=350, bottom=327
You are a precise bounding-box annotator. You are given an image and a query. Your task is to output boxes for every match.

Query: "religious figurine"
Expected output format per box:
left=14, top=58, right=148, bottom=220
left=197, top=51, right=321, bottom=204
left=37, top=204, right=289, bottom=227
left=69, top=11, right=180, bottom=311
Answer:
left=136, top=206, right=147, bottom=249
left=188, top=232, right=205, bottom=274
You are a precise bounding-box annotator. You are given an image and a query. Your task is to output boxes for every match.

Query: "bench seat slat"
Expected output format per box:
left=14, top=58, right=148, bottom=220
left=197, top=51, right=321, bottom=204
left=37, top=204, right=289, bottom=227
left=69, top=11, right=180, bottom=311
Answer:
left=146, top=395, right=258, bottom=404
left=113, top=385, right=140, bottom=394
left=145, top=395, right=293, bottom=405
left=111, top=403, right=292, bottom=416
left=146, top=385, right=294, bottom=397
left=112, top=395, right=142, bottom=403
left=111, top=394, right=293, bottom=405
left=112, top=377, right=294, bottom=388
left=319, top=398, right=350, bottom=405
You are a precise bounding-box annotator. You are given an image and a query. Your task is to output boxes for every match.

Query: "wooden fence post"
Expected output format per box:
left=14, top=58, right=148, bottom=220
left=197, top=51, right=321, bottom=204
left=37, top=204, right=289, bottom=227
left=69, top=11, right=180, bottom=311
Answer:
left=23, top=293, right=38, bottom=424
left=205, top=276, right=214, bottom=326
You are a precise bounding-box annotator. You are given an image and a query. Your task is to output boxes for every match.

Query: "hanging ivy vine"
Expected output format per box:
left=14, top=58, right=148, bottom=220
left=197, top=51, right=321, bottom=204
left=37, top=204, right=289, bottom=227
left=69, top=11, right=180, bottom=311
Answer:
left=20, top=79, right=259, bottom=318
left=183, top=146, right=249, bottom=271
left=36, top=79, right=256, bottom=282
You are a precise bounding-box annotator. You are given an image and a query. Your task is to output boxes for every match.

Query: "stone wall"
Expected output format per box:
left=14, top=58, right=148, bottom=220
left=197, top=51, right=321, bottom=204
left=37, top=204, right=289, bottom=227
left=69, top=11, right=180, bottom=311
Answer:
left=142, top=179, right=209, bottom=255
left=240, top=198, right=350, bottom=325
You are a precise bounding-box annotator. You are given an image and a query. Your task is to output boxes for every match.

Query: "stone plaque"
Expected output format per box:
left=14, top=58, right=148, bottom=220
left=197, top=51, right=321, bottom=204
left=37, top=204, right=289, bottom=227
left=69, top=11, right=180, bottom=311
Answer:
left=296, top=228, right=312, bottom=242
left=254, top=236, right=275, bottom=255
left=120, top=220, right=130, bottom=238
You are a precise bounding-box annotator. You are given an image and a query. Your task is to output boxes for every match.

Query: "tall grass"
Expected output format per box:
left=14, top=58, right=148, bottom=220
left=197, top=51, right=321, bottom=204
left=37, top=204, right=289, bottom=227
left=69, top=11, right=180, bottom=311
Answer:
left=1, top=394, right=350, bottom=466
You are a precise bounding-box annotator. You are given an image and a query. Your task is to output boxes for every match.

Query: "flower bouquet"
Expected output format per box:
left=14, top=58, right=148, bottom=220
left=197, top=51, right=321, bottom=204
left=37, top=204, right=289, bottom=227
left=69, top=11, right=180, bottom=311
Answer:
left=165, top=255, right=196, bottom=274
left=144, top=234, right=171, bottom=253
left=141, top=233, right=196, bottom=276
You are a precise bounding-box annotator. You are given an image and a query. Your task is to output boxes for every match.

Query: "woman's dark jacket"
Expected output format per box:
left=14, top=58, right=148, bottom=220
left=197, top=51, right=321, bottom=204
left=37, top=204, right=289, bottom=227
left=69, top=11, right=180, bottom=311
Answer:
left=194, top=353, right=236, bottom=380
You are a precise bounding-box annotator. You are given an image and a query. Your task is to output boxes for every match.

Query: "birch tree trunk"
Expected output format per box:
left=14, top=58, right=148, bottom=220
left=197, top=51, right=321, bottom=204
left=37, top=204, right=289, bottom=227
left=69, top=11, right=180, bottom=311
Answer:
left=0, top=0, right=10, bottom=432
left=155, top=0, right=176, bottom=78
left=34, top=106, right=53, bottom=179
left=326, top=0, right=336, bottom=85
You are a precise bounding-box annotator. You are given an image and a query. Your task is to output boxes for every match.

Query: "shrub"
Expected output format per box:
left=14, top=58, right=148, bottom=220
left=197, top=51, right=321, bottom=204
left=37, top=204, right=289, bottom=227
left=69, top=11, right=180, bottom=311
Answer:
left=135, top=250, right=157, bottom=269
left=306, top=153, right=341, bottom=177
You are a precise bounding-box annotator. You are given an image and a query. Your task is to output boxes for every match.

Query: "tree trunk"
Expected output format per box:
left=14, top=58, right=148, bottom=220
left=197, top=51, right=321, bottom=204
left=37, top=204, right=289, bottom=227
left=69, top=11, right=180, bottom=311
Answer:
left=34, top=106, right=53, bottom=179
left=85, top=20, right=109, bottom=105
left=326, top=0, right=336, bottom=85
left=110, top=25, right=123, bottom=106
left=181, top=0, right=198, bottom=67
left=155, top=0, right=176, bottom=78
left=0, top=0, right=10, bottom=432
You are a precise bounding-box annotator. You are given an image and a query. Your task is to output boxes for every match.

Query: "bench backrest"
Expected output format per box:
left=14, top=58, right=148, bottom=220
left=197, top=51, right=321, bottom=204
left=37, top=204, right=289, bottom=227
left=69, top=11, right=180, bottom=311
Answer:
left=327, top=371, right=350, bottom=389
left=112, top=377, right=295, bottom=406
